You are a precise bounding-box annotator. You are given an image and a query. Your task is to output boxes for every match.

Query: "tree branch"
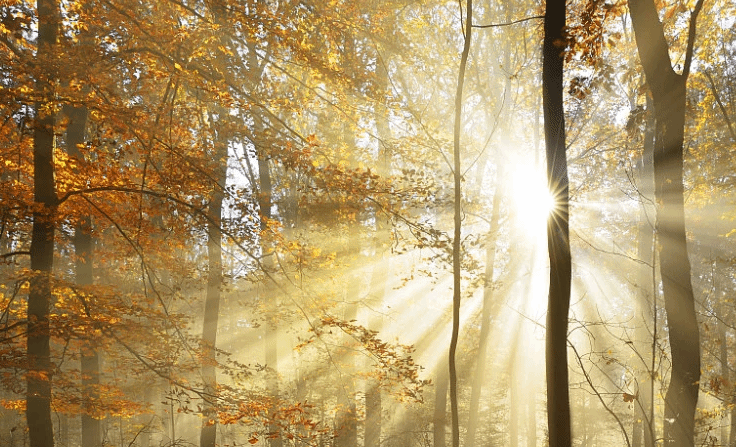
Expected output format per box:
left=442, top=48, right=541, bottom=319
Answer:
left=681, top=0, right=706, bottom=80
left=704, top=70, right=736, bottom=141
left=473, top=15, right=544, bottom=28
left=1, top=251, right=31, bottom=259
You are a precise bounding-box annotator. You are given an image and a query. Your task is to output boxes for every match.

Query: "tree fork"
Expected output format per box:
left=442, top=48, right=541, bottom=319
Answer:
left=629, top=0, right=705, bottom=444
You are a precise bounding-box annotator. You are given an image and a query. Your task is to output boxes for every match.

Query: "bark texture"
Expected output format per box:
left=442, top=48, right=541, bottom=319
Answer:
left=543, top=0, right=571, bottom=445
left=28, top=1, right=59, bottom=446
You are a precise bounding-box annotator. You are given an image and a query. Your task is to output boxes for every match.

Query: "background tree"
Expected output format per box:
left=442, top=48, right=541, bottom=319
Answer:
left=27, top=0, right=59, bottom=446
left=629, top=0, right=705, bottom=445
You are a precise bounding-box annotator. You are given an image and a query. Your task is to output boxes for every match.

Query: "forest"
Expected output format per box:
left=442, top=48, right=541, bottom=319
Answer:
left=0, top=0, right=735, bottom=446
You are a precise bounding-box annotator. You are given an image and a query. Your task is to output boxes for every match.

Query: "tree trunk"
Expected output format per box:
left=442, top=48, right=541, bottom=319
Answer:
left=717, top=267, right=730, bottom=446
left=200, top=141, right=226, bottom=447
left=629, top=1, right=704, bottom=445
left=364, top=40, right=394, bottom=447
left=433, top=365, right=448, bottom=447
left=450, top=1, right=472, bottom=446
left=28, top=1, right=59, bottom=447
left=526, top=375, right=537, bottom=447
left=365, top=379, right=381, bottom=447
left=543, top=0, right=571, bottom=444
left=65, top=93, right=101, bottom=447
left=633, top=94, right=655, bottom=447
left=465, top=169, right=501, bottom=447
left=257, top=131, right=283, bottom=447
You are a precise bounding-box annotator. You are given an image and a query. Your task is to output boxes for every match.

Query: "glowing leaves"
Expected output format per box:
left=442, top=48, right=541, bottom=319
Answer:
left=298, top=315, right=430, bottom=403
left=0, top=399, right=25, bottom=412
left=566, top=0, right=627, bottom=66
left=215, top=396, right=326, bottom=444
left=622, top=392, right=637, bottom=402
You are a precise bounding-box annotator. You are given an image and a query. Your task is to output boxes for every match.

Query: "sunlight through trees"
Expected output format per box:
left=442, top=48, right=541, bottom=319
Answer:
left=0, top=0, right=735, bottom=446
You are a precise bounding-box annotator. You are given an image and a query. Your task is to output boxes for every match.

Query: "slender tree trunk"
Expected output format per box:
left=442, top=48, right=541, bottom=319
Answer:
left=633, top=94, right=656, bottom=447
left=465, top=170, right=502, bottom=447
left=526, top=79, right=542, bottom=447
left=199, top=8, right=229, bottom=447
left=543, top=0, right=571, bottom=445
left=335, top=226, right=359, bottom=447
left=450, top=2, right=472, bottom=446
left=365, top=378, right=381, bottom=447
left=65, top=94, right=101, bottom=447
left=716, top=267, right=730, bottom=446
left=526, top=368, right=537, bottom=447
left=510, top=360, right=519, bottom=447
left=256, top=125, right=283, bottom=447
left=28, top=1, right=59, bottom=447
left=629, top=1, right=704, bottom=445
left=433, top=365, right=449, bottom=447
left=364, top=52, right=393, bottom=447
left=200, top=140, right=226, bottom=447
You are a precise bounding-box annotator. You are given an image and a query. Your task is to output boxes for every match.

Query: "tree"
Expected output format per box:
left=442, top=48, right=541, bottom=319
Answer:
left=450, top=1, right=473, bottom=447
left=543, top=0, right=571, bottom=445
left=628, top=0, right=705, bottom=445
left=199, top=129, right=227, bottom=447
left=65, top=90, right=101, bottom=447
left=27, top=0, right=59, bottom=446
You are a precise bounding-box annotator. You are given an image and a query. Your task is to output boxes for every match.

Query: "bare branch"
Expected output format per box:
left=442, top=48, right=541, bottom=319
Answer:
left=473, top=15, right=544, bottom=29
left=1, top=251, right=30, bottom=259
left=681, top=0, right=706, bottom=80
left=704, top=70, right=736, bottom=141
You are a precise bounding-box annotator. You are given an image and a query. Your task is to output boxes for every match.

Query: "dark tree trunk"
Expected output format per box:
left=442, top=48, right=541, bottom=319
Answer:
left=542, top=0, right=571, bottom=445
left=28, top=1, right=59, bottom=447
left=629, top=1, right=704, bottom=445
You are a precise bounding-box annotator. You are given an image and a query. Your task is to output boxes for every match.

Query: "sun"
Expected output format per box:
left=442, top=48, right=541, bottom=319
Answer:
left=509, top=163, right=555, bottom=237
